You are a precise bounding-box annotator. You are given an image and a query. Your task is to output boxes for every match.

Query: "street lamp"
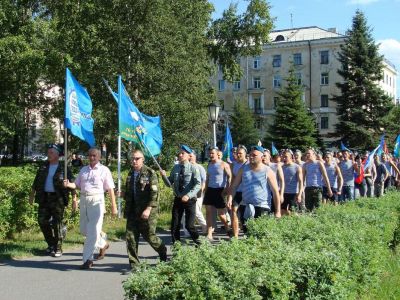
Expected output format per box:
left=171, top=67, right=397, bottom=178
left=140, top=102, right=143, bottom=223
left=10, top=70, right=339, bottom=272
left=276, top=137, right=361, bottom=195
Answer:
left=207, top=103, right=220, bottom=148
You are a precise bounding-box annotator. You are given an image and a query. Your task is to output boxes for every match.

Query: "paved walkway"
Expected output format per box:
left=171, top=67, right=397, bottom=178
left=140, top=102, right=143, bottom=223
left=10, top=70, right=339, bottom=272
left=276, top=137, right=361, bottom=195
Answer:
left=0, top=233, right=173, bottom=300
left=0, top=227, right=232, bottom=300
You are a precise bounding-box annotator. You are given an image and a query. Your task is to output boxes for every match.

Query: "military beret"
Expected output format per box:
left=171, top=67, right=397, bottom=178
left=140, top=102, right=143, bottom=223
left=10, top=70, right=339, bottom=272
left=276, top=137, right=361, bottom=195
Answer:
left=180, top=144, right=193, bottom=154
left=250, top=145, right=265, bottom=153
left=48, top=143, right=64, bottom=155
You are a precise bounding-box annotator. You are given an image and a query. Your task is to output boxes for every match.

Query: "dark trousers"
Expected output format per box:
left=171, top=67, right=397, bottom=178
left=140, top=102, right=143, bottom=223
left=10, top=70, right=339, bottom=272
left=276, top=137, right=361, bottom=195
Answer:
left=304, top=187, right=322, bottom=211
left=126, top=215, right=166, bottom=268
left=171, top=197, right=199, bottom=244
left=37, top=193, right=65, bottom=249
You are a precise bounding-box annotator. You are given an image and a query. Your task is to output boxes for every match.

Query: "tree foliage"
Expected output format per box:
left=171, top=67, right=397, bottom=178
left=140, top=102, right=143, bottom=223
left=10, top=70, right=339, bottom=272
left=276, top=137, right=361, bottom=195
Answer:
left=207, top=0, right=274, bottom=82
left=332, top=10, right=394, bottom=149
left=0, top=0, right=274, bottom=166
left=265, top=67, right=317, bottom=151
left=0, top=1, right=49, bottom=161
left=230, top=100, right=260, bottom=147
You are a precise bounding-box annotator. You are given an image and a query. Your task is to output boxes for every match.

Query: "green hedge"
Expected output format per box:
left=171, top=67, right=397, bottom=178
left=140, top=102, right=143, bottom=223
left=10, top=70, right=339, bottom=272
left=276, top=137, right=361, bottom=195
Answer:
left=123, top=193, right=400, bottom=299
left=0, top=165, right=175, bottom=239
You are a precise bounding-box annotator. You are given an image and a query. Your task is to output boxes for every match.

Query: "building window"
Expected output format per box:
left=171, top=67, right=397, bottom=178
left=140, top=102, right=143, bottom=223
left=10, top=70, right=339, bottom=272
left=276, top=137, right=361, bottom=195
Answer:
left=272, top=55, right=281, bottom=67
left=233, top=80, right=241, bottom=91
left=273, top=75, right=281, bottom=88
left=254, top=98, right=261, bottom=113
left=293, top=53, right=302, bottom=65
left=321, top=73, right=329, bottom=85
left=273, top=97, right=279, bottom=108
left=320, top=50, right=329, bottom=64
left=253, top=56, right=261, bottom=69
left=218, top=79, right=225, bottom=91
left=320, top=94, right=329, bottom=107
left=320, top=116, right=329, bottom=129
left=253, top=77, right=261, bottom=89
left=295, top=73, right=302, bottom=85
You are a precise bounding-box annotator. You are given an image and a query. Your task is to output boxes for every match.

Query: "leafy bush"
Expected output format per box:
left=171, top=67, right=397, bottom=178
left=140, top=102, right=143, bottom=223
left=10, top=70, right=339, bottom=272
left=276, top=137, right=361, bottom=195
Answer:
left=0, top=166, right=37, bottom=239
left=123, top=193, right=400, bottom=299
left=0, top=164, right=175, bottom=240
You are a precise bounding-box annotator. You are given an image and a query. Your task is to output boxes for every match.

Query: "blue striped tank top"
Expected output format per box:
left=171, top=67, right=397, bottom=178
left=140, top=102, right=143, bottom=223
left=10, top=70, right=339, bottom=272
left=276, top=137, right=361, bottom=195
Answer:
left=232, top=161, right=246, bottom=192
left=304, top=161, right=323, bottom=187
left=207, top=161, right=227, bottom=188
left=339, top=160, right=354, bottom=187
left=241, top=164, right=271, bottom=209
left=282, top=163, right=299, bottom=194
left=323, top=162, right=337, bottom=188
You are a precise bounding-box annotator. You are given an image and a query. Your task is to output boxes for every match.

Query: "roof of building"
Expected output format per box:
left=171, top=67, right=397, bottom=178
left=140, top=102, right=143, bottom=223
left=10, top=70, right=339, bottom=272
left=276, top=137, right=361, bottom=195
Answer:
left=270, top=26, right=344, bottom=43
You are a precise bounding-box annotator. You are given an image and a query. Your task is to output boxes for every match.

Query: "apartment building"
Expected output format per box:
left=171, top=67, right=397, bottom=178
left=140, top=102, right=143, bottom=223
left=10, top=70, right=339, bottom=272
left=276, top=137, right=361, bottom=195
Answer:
left=212, top=26, right=398, bottom=144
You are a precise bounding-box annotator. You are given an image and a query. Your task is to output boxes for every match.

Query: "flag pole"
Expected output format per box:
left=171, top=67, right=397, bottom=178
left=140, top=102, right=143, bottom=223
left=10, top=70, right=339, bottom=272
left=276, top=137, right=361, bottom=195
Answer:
left=117, top=76, right=122, bottom=219
left=64, top=68, right=68, bottom=179
left=135, top=131, right=172, bottom=187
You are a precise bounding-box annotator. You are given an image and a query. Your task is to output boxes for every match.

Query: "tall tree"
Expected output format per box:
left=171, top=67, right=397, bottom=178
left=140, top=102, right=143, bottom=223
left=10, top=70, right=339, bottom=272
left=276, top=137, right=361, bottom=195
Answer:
left=207, top=0, right=274, bottom=82
left=333, top=10, right=393, bottom=149
left=265, top=66, right=317, bottom=151
left=230, top=100, right=260, bottom=147
left=45, top=0, right=215, bottom=166
left=0, top=1, right=48, bottom=163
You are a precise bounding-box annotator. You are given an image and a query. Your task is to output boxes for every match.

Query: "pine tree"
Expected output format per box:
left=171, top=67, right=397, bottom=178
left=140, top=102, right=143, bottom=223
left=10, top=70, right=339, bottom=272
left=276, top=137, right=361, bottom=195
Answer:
left=230, top=101, right=260, bottom=147
left=265, top=66, right=317, bottom=151
left=333, top=10, right=393, bottom=149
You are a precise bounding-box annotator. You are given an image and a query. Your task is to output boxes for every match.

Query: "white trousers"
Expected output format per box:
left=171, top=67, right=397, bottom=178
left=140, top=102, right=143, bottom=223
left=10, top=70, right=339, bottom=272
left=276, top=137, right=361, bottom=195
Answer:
left=80, top=193, right=106, bottom=262
left=182, top=196, right=207, bottom=233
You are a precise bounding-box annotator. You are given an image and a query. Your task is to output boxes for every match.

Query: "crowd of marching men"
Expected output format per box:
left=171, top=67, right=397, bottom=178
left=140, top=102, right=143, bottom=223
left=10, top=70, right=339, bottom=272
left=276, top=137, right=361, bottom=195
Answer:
left=171, top=144, right=400, bottom=241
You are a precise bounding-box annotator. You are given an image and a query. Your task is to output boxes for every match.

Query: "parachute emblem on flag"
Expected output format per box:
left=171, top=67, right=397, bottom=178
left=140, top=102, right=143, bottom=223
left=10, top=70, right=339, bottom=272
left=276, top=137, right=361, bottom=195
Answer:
left=135, top=125, right=147, bottom=135
left=130, top=111, right=140, bottom=122
left=68, top=90, right=80, bottom=125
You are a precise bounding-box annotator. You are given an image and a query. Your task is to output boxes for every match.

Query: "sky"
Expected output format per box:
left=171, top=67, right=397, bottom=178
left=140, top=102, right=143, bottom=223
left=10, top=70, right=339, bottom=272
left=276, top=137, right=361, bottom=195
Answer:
left=209, top=0, right=400, bottom=97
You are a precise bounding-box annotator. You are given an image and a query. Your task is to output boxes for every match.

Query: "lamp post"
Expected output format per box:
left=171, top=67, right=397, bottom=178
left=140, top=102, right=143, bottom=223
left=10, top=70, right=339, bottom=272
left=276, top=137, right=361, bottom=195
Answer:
left=207, top=103, right=220, bottom=148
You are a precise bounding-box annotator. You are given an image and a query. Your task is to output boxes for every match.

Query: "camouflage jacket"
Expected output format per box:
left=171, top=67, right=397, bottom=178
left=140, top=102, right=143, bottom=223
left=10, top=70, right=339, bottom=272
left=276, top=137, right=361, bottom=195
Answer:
left=32, top=162, right=73, bottom=205
left=124, top=165, right=159, bottom=219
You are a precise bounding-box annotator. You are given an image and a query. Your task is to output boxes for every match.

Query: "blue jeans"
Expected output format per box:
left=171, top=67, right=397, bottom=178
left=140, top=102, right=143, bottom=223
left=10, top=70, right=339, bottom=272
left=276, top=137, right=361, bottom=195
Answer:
left=339, top=186, right=354, bottom=202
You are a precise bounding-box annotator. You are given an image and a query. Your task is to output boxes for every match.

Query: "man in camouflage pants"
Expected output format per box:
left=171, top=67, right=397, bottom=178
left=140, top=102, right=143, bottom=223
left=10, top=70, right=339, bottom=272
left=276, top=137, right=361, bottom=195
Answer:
left=123, top=149, right=167, bottom=270
left=29, top=144, right=74, bottom=257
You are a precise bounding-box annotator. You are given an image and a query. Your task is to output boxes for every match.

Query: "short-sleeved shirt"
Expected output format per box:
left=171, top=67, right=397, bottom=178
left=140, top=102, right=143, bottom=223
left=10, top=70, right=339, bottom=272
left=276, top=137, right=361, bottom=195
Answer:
left=75, top=162, right=115, bottom=194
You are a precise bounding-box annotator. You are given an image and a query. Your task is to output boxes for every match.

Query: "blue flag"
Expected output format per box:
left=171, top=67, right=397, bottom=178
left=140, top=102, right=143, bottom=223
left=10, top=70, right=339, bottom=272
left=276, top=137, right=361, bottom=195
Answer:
left=65, top=68, right=95, bottom=147
left=222, top=123, right=233, bottom=162
left=376, top=134, right=385, bottom=157
left=363, top=144, right=380, bottom=170
left=109, top=77, right=162, bottom=156
left=340, top=141, right=352, bottom=153
left=394, top=134, right=400, bottom=158
left=271, top=142, right=278, bottom=156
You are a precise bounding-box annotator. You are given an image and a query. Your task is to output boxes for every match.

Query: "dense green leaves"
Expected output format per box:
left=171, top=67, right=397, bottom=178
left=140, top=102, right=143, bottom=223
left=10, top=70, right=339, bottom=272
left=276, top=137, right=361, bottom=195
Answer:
left=333, top=10, right=394, bottom=149
left=124, top=194, right=400, bottom=299
left=207, top=0, right=273, bottom=82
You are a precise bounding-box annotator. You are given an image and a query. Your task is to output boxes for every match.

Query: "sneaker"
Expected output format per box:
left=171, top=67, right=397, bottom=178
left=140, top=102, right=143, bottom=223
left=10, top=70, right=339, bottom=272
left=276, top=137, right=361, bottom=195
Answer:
left=53, top=248, right=62, bottom=257
left=79, top=260, right=93, bottom=270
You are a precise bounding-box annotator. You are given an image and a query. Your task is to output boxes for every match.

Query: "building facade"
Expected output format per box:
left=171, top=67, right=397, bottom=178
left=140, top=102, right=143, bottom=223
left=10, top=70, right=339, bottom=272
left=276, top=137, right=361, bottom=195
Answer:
left=211, top=26, right=398, bottom=145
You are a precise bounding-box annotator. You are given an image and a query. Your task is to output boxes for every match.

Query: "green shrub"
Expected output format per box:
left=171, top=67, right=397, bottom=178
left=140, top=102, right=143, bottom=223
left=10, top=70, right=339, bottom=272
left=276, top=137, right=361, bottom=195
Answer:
left=123, top=193, right=400, bottom=299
